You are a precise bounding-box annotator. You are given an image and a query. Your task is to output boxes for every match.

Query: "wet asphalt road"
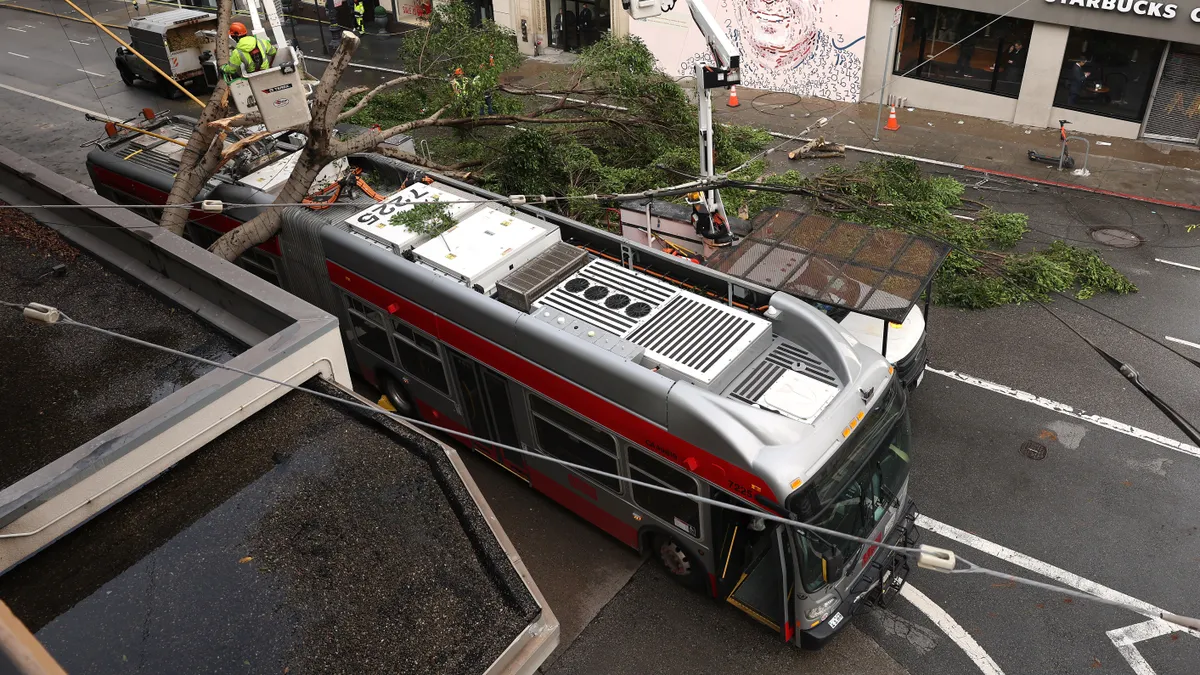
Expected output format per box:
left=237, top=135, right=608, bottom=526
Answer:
left=3, top=9, right=1200, bottom=671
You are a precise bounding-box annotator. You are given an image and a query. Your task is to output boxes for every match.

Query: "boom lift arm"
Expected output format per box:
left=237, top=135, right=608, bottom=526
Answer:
left=623, top=0, right=740, bottom=246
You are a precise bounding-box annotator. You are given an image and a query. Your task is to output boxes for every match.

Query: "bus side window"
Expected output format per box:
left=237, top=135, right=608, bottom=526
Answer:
left=627, top=446, right=701, bottom=540
left=528, top=396, right=621, bottom=494
left=392, top=317, right=449, bottom=394
left=343, top=294, right=394, bottom=363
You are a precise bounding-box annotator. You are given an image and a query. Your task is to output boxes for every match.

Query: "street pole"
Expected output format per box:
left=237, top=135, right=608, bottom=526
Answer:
left=315, top=0, right=329, bottom=55
left=874, top=4, right=902, bottom=142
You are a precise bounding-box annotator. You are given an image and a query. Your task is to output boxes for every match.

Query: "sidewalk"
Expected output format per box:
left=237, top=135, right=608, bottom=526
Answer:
left=493, top=55, right=1200, bottom=209
left=712, top=87, right=1200, bottom=209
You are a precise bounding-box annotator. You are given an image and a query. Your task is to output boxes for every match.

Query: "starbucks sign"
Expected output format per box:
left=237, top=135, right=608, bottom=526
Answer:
left=1044, top=0, right=1200, bottom=21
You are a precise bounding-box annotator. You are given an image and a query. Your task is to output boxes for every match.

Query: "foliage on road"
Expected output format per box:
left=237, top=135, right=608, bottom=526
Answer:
left=812, top=159, right=1136, bottom=308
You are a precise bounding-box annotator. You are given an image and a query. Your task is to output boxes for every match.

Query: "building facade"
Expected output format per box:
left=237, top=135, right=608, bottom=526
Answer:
left=860, top=0, right=1200, bottom=141
left=617, top=0, right=872, bottom=102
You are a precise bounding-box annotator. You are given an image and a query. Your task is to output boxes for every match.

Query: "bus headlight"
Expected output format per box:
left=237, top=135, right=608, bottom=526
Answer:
left=805, top=596, right=839, bottom=622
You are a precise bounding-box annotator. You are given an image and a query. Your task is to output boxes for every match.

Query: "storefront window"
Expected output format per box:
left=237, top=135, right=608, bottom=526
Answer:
left=1053, top=28, right=1165, bottom=123
left=546, top=0, right=608, bottom=52
left=894, top=2, right=1034, bottom=99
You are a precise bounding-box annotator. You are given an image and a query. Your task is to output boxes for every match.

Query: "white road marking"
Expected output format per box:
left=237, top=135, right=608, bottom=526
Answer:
left=0, top=82, right=118, bottom=121
left=1155, top=258, right=1200, bottom=272
left=69, top=39, right=90, bottom=46
left=76, top=69, right=106, bottom=77
left=900, top=584, right=1005, bottom=674
left=1165, top=335, right=1200, bottom=352
left=7, top=52, right=30, bottom=59
left=7, top=27, right=27, bottom=32
left=918, top=516, right=1163, bottom=617
left=1108, top=620, right=1174, bottom=675
left=925, top=367, right=1200, bottom=460
left=919, top=515, right=1200, bottom=674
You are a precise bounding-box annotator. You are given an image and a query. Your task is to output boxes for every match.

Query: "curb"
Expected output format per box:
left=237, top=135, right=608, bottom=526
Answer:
left=765, top=130, right=1200, bottom=213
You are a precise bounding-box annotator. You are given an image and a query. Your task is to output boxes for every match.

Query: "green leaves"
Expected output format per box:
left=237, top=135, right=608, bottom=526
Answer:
left=388, top=201, right=457, bottom=237
left=813, top=159, right=1136, bottom=309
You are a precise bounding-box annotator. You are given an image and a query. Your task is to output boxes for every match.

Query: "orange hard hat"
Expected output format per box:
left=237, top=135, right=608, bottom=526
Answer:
left=230, top=22, right=248, bottom=37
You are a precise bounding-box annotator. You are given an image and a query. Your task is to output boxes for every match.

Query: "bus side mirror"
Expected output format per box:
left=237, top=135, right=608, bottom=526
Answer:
left=822, top=551, right=846, bottom=584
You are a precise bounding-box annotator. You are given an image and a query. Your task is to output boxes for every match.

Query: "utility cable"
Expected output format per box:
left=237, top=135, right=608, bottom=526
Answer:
left=55, top=0, right=112, bottom=120
left=3, top=298, right=1200, bottom=633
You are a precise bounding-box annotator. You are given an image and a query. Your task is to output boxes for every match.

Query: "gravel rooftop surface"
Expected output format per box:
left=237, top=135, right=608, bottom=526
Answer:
left=1, top=380, right=538, bottom=674
left=0, top=208, right=242, bottom=489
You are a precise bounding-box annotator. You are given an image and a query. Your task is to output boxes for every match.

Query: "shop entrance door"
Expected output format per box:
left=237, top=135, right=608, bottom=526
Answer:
left=1144, top=43, right=1200, bottom=144
left=546, top=0, right=606, bottom=52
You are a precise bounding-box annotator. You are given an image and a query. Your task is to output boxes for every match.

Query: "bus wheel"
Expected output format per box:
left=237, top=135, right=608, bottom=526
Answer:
left=383, top=377, right=417, bottom=418
left=653, top=534, right=704, bottom=589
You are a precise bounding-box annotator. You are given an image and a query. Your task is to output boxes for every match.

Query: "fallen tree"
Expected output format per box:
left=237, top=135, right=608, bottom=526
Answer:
left=165, top=4, right=678, bottom=262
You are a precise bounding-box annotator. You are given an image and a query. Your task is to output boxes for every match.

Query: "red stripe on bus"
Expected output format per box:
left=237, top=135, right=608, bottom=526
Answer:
left=529, top=467, right=638, bottom=548
left=327, top=262, right=779, bottom=505
left=415, top=400, right=471, bottom=438
left=90, top=165, right=282, bottom=256
left=785, top=618, right=795, bottom=643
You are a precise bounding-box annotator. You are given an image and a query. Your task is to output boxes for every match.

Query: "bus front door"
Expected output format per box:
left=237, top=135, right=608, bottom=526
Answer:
left=448, top=350, right=528, bottom=479
left=725, top=524, right=794, bottom=642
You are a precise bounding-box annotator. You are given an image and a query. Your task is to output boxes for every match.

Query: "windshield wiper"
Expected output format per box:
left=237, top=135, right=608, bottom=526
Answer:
left=876, top=459, right=899, bottom=507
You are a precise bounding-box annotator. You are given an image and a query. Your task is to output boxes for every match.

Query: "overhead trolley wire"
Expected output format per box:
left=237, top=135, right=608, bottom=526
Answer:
left=3, top=298, right=1199, bottom=633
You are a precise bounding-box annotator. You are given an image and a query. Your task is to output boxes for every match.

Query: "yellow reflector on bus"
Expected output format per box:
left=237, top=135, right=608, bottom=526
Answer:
left=849, top=418, right=858, bottom=429
left=857, top=411, right=865, bottom=420
left=790, top=478, right=802, bottom=489
left=842, top=427, right=851, bottom=438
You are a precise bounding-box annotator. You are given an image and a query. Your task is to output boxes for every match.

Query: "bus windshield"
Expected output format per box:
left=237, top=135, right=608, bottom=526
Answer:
left=786, top=379, right=912, bottom=591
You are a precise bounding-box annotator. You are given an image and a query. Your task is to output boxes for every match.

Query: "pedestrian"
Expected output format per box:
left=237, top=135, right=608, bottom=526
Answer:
left=954, top=16, right=977, bottom=78
left=1001, top=40, right=1027, bottom=82
left=1066, top=57, right=1090, bottom=105
left=354, top=0, right=366, bottom=33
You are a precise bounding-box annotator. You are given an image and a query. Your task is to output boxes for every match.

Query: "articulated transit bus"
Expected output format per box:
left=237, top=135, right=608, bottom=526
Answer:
left=87, top=120, right=920, bottom=647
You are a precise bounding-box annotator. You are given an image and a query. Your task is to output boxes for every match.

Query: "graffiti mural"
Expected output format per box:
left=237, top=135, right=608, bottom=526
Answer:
left=630, top=0, right=868, bottom=102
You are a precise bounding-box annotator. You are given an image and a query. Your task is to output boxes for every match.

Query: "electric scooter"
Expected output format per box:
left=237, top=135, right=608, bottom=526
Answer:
left=1028, top=119, right=1075, bottom=170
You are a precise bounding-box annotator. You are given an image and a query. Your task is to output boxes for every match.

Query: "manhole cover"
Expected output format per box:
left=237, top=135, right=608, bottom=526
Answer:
left=1020, top=440, right=1048, bottom=460
left=1089, top=228, right=1143, bottom=248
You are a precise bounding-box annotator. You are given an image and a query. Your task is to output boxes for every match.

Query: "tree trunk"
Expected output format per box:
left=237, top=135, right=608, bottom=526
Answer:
left=208, top=150, right=324, bottom=261
left=159, top=0, right=234, bottom=236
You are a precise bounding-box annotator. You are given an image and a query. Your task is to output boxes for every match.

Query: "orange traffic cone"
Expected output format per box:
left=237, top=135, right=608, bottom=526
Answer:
left=885, top=105, right=900, bottom=131
left=727, top=85, right=740, bottom=108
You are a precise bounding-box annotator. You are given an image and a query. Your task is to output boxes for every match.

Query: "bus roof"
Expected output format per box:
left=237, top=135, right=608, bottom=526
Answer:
left=283, top=158, right=897, bottom=503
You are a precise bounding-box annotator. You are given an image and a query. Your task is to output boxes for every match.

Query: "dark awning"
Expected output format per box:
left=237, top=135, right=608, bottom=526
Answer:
left=705, top=208, right=950, bottom=323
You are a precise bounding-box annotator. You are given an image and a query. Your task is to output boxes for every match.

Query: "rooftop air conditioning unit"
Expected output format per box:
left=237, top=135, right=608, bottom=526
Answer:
left=497, top=242, right=589, bottom=313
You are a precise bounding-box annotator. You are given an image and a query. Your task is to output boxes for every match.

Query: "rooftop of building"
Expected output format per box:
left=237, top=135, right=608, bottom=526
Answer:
left=0, top=201, right=542, bottom=673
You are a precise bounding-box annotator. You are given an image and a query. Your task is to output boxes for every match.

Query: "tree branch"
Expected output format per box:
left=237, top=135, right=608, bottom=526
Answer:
left=337, top=74, right=424, bottom=122
left=334, top=105, right=449, bottom=156
left=374, top=144, right=481, bottom=180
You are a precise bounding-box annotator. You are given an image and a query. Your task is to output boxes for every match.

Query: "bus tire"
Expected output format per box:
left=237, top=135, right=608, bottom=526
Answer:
left=651, top=532, right=705, bottom=590
left=383, top=376, right=417, bottom=418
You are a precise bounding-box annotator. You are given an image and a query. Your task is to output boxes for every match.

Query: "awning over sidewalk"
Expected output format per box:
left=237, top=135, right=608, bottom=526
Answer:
left=705, top=209, right=950, bottom=323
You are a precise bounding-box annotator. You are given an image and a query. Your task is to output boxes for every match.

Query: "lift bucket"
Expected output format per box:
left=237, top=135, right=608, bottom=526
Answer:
left=233, top=45, right=312, bottom=130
